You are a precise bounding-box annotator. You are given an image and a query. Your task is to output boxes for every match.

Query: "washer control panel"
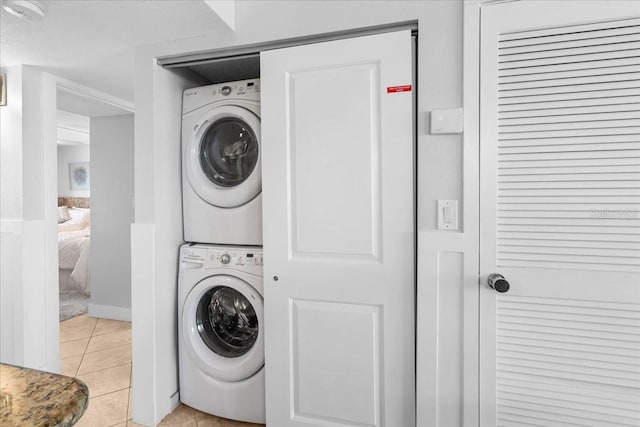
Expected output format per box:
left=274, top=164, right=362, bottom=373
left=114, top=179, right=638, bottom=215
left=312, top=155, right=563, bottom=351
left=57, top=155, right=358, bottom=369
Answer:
left=180, top=245, right=263, bottom=275
left=179, top=246, right=262, bottom=276
left=206, top=248, right=263, bottom=268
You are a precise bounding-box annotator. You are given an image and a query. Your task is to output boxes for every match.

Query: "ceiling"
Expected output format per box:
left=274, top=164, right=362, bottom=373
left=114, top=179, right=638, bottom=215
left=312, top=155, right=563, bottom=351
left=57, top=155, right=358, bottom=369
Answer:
left=0, top=0, right=232, bottom=103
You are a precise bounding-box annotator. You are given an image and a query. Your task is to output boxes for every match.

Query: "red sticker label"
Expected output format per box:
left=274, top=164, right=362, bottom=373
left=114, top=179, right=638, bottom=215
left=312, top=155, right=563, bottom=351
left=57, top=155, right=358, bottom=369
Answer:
left=387, top=84, right=412, bottom=93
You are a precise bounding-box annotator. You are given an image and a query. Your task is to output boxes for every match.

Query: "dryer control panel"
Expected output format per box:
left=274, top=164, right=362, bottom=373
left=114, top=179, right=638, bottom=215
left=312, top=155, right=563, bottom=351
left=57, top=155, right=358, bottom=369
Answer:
left=182, top=78, right=260, bottom=115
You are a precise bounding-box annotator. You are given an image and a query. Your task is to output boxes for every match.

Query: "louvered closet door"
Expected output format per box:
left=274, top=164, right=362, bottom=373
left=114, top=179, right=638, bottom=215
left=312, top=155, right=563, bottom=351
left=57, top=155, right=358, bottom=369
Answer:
left=479, top=2, right=640, bottom=426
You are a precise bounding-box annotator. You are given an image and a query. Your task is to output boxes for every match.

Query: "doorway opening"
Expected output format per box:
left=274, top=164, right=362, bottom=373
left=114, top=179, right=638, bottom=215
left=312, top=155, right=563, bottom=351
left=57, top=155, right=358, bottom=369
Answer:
left=54, top=85, right=136, bottom=423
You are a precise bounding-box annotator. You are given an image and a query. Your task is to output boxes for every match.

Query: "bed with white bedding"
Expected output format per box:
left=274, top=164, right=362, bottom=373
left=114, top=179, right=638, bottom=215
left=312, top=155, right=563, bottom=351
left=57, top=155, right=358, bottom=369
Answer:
left=58, top=205, right=91, bottom=295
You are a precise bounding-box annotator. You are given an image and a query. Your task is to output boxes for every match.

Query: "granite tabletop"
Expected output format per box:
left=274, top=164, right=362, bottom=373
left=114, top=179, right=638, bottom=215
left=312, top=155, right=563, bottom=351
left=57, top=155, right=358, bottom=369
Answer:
left=0, top=363, right=88, bottom=427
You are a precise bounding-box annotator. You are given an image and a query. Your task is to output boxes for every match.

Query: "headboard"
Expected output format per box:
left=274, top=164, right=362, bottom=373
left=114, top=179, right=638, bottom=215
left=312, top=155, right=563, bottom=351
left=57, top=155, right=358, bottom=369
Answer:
left=58, top=197, right=90, bottom=208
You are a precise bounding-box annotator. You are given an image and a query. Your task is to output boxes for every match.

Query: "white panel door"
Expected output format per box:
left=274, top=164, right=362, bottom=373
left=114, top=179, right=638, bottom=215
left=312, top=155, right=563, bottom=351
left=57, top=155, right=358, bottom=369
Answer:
left=480, top=2, right=640, bottom=426
left=261, top=30, right=414, bottom=427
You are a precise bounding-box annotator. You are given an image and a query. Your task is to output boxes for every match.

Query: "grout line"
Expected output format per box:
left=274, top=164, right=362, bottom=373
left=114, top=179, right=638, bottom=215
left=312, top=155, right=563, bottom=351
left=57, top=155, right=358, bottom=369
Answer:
left=81, top=335, right=90, bottom=355
left=127, top=363, right=133, bottom=420
left=74, top=318, right=100, bottom=377
left=60, top=336, right=90, bottom=360
left=59, top=336, right=92, bottom=344
left=75, top=360, right=133, bottom=377
left=91, top=320, right=133, bottom=337
left=91, top=328, right=132, bottom=338
left=80, top=342, right=132, bottom=361
left=76, top=358, right=133, bottom=377
left=105, top=418, right=129, bottom=427
left=89, top=385, right=131, bottom=400
left=83, top=339, right=133, bottom=356
left=127, top=386, right=132, bottom=425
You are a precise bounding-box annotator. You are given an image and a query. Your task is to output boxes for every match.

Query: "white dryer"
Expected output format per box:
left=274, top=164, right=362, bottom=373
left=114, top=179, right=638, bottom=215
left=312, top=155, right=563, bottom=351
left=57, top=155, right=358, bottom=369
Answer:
left=182, top=79, right=262, bottom=245
left=178, top=244, right=265, bottom=423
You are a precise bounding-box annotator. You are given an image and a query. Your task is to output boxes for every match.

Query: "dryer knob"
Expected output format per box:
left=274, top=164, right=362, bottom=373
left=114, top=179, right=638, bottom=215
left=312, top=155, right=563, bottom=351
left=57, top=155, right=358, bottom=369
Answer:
left=220, top=253, right=231, bottom=264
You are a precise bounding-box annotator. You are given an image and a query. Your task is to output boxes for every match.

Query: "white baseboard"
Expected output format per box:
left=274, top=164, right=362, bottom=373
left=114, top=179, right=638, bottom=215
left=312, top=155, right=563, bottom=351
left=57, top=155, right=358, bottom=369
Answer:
left=88, top=303, right=132, bottom=321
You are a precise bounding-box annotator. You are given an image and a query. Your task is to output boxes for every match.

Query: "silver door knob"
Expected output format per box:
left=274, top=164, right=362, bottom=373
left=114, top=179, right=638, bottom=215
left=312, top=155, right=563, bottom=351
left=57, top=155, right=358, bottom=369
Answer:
left=487, top=273, right=510, bottom=293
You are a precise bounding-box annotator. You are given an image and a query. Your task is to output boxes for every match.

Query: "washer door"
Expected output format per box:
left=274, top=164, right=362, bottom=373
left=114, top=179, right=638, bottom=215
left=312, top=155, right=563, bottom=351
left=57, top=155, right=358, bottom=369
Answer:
left=185, top=105, right=261, bottom=208
left=182, top=275, right=264, bottom=382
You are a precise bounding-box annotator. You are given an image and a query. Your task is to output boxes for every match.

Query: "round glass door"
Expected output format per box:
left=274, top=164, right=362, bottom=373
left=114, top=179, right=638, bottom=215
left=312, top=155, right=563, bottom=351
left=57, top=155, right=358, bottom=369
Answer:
left=200, top=118, right=259, bottom=188
left=185, top=105, right=262, bottom=208
left=196, top=286, right=259, bottom=358
left=182, top=274, right=264, bottom=381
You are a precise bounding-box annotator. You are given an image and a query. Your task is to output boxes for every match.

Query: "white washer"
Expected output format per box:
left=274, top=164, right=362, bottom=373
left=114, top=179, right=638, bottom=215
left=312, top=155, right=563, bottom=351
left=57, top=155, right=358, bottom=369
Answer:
left=182, top=79, right=262, bottom=245
left=178, top=244, right=265, bottom=423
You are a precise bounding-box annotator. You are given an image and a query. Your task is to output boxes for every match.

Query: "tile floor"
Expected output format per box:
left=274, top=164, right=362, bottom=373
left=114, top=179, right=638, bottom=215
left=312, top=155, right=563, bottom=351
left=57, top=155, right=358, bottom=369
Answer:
left=60, top=314, right=264, bottom=427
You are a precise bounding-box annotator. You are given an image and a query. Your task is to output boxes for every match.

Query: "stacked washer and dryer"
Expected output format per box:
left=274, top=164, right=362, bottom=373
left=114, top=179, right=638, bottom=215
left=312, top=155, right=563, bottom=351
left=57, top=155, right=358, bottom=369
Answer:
left=178, top=79, right=265, bottom=424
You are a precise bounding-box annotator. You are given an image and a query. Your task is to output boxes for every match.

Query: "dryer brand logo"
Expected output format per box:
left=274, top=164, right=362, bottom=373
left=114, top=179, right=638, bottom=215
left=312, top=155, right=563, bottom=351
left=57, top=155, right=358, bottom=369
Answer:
left=184, top=90, right=197, bottom=97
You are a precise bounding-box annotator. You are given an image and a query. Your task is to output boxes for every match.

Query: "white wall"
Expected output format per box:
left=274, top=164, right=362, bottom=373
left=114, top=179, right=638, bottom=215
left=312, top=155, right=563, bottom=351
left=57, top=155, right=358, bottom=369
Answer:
left=0, top=66, right=60, bottom=372
left=1, top=66, right=24, bottom=364
left=132, top=53, right=195, bottom=425
left=57, top=145, right=90, bottom=198
left=133, top=2, right=469, bottom=426
left=1, top=66, right=23, bottom=220
left=89, top=114, right=135, bottom=320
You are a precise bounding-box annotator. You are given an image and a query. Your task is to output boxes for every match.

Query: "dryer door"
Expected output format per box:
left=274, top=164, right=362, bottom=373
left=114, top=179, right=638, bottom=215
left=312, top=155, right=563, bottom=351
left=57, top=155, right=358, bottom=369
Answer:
left=182, top=274, right=264, bottom=382
left=185, top=105, right=261, bottom=208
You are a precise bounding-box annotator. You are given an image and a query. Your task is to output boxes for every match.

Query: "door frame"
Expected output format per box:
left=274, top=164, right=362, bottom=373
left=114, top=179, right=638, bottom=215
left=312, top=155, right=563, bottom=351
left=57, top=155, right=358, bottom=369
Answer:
left=39, top=74, right=134, bottom=372
left=463, top=3, right=502, bottom=424
left=462, top=1, right=510, bottom=425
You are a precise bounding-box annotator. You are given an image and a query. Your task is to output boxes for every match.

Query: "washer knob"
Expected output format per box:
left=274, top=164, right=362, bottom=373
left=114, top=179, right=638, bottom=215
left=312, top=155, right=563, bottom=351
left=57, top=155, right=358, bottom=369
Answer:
left=220, top=253, right=231, bottom=264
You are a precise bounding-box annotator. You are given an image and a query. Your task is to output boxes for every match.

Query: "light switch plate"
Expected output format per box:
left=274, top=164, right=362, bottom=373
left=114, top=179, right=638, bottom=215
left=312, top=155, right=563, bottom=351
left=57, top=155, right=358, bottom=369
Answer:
left=430, top=108, right=464, bottom=134
left=437, top=200, right=459, bottom=230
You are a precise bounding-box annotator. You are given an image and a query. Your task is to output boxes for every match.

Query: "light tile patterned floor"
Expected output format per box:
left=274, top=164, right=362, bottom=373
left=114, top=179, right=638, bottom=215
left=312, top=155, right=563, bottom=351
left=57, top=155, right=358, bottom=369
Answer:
left=60, top=314, right=264, bottom=427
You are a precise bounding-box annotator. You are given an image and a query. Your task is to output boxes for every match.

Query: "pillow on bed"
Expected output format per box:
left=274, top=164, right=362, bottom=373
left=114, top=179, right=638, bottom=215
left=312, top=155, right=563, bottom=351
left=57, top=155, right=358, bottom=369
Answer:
left=68, top=208, right=91, bottom=227
left=80, top=210, right=91, bottom=227
left=57, top=206, right=71, bottom=223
